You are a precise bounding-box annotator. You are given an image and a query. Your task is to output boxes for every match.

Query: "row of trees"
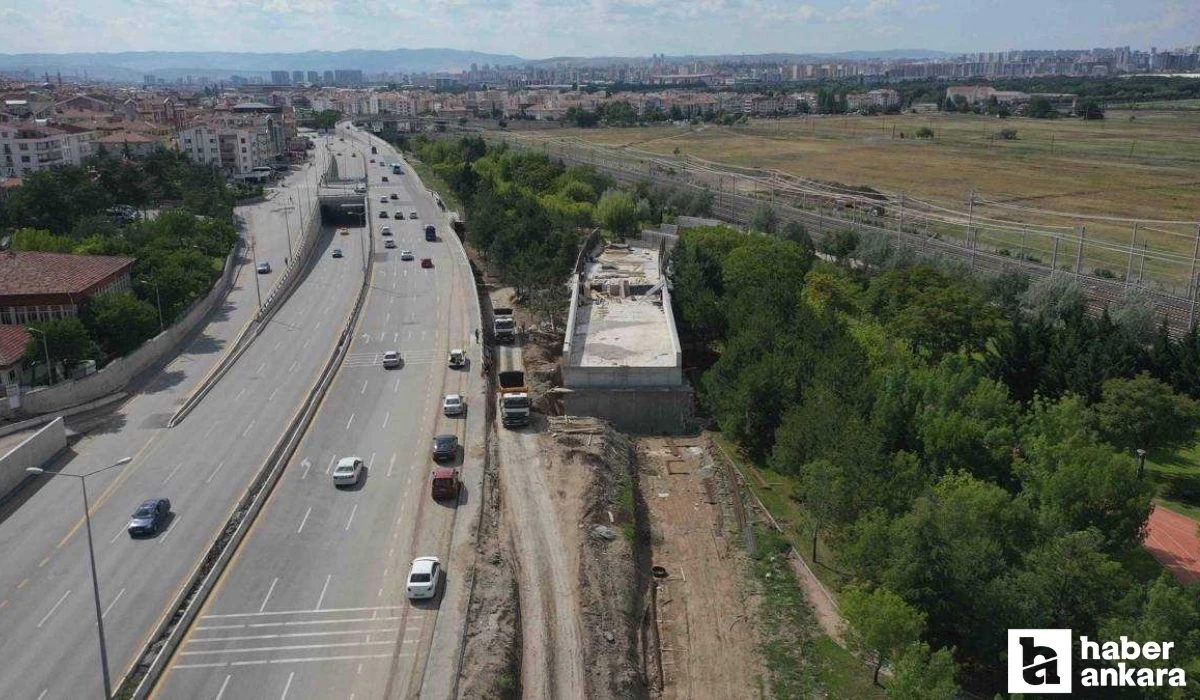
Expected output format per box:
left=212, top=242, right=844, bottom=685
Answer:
left=670, top=225, right=1200, bottom=694
left=2, top=149, right=239, bottom=379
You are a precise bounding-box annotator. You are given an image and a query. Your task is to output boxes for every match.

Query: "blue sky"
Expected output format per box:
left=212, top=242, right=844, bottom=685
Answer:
left=0, top=0, right=1197, bottom=57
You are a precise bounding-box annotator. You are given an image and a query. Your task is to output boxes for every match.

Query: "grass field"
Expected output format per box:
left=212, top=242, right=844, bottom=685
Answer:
left=1148, top=443, right=1200, bottom=522
left=513, top=109, right=1200, bottom=287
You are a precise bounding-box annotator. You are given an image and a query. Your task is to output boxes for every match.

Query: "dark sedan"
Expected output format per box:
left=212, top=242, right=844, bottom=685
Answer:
left=432, top=434, right=458, bottom=462
left=127, top=498, right=170, bottom=537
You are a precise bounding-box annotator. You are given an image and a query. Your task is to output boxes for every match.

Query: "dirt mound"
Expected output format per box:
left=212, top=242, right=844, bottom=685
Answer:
left=546, top=416, right=652, bottom=699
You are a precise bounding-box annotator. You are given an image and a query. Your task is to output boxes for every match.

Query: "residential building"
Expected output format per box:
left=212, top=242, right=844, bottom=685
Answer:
left=292, top=70, right=304, bottom=85
left=95, top=130, right=160, bottom=157
left=0, top=324, right=29, bottom=390
left=306, top=71, right=320, bottom=84
left=177, top=123, right=273, bottom=175
left=0, top=123, right=97, bottom=177
left=0, top=250, right=136, bottom=327
left=271, top=71, right=291, bottom=85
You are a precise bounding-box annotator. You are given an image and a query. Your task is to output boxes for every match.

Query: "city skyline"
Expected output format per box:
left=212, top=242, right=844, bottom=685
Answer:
left=0, top=0, right=1198, bottom=58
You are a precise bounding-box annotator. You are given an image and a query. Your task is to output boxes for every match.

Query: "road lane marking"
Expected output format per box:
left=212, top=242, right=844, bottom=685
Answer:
left=234, top=387, right=246, bottom=402
left=174, top=652, right=401, bottom=670
left=368, top=453, right=375, bottom=469
left=203, top=606, right=409, bottom=619
left=102, top=587, right=126, bottom=619
left=289, top=360, right=299, bottom=373
left=326, top=455, right=337, bottom=475
left=36, top=690, right=47, bottom=700
left=37, top=590, right=71, bottom=628
left=163, top=461, right=184, bottom=484
left=393, top=378, right=400, bottom=393
left=268, top=387, right=279, bottom=402
left=381, top=412, right=390, bottom=429
left=260, top=577, right=279, bottom=613
left=357, top=663, right=363, bottom=675
left=206, top=461, right=227, bottom=484
left=203, top=423, right=219, bottom=439
left=345, top=504, right=358, bottom=531
left=110, top=526, right=126, bottom=543
left=386, top=453, right=395, bottom=478
left=183, top=640, right=397, bottom=656
left=345, top=413, right=355, bottom=431
left=377, top=587, right=384, bottom=598
left=297, top=507, right=312, bottom=534
left=242, top=420, right=256, bottom=438
left=280, top=671, right=295, bottom=700
left=17, top=578, right=29, bottom=589
left=160, top=516, right=181, bottom=544
left=39, top=556, right=50, bottom=568
left=361, top=380, right=368, bottom=394
left=315, top=574, right=332, bottom=610
left=215, top=674, right=231, bottom=700
left=0, top=599, right=8, bottom=611
left=189, top=628, right=401, bottom=643
left=256, top=362, right=266, bottom=375
left=300, top=459, right=312, bottom=480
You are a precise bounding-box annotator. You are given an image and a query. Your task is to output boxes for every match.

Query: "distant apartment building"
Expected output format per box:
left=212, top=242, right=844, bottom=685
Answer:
left=292, top=70, right=304, bottom=85
left=333, top=70, right=364, bottom=86
left=177, top=123, right=273, bottom=175
left=270, top=71, right=291, bottom=85
left=846, top=88, right=901, bottom=111
left=307, top=71, right=320, bottom=84
left=945, top=85, right=1029, bottom=106
left=323, top=70, right=335, bottom=85
left=0, top=123, right=97, bottom=177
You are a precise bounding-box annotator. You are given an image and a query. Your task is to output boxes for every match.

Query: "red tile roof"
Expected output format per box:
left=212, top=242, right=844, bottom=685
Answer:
left=0, top=251, right=135, bottom=297
left=0, top=325, right=30, bottom=367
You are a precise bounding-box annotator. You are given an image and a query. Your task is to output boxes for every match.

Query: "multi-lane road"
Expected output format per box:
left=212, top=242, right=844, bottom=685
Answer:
left=152, top=127, right=485, bottom=699
left=0, top=134, right=400, bottom=699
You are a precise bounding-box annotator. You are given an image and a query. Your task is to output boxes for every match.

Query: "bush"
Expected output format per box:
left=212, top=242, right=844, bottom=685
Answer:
left=915, top=127, right=935, bottom=139
left=999, top=129, right=1018, bottom=140
left=1093, top=268, right=1117, bottom=279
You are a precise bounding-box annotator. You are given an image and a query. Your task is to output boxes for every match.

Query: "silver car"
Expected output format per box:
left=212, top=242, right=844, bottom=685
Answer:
left=443, top=394, right=465, bottom=416
left=332, top=457, right=363, bottom=487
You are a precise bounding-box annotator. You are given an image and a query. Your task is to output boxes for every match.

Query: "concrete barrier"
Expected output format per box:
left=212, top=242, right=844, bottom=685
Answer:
left=0, top=417, right=66, bottom=499
left=17, top=245, right=240, bottom=417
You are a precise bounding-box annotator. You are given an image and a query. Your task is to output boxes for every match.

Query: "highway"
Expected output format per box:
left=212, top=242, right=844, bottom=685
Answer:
left=152, top=126, right=486, bottom=699
left=0, top=135, right=374, bottom=699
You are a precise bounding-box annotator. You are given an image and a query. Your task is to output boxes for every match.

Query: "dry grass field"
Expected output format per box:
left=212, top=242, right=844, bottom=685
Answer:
left=513, top=108, right=1200, bottom=287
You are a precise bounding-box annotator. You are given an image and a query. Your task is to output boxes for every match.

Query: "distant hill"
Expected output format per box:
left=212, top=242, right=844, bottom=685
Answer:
left=0, top=48, right=526, bottom=82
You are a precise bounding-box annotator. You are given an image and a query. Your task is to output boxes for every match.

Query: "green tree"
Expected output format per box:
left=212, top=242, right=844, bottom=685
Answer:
left=595, top=189, right=639, bottom=236
left=10, top=227, right=76, bottom=252
left=817, top=229, right=859, bottom=262
left=23, top=317, right=97, bottom=383
left=780, top=221, right=814, bottom=253
left=865, top=266, right=1007, bottom=358
left=887, top=643, right=959, bottom=700
left=750, top=203, right=779, bottom=234
left=312, top=109, right=343, bottom=129
left=1095, top=372, right=1200, bottom=454
left=83, top=292, right=161, bottom=356
left=668, top=225, right=747, bottom=343
left=915, top=126, right=934, bottom=139
left=1078, top=99, right=1105, bottom=120
left=1028, top=96, right=1057, bottom=118
left=842, top=586, right=926, bottom=685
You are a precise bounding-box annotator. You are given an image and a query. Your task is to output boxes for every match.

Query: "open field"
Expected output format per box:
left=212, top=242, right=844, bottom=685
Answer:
left=509, top=109, right=1200, bottom=289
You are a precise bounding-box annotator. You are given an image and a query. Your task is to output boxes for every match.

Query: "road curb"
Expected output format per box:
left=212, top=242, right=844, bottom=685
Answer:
left=120, top=215, right=376, bottom=700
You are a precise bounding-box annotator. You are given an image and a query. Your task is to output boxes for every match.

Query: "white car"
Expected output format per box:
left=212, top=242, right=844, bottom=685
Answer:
left=406, top=556, right=442, bottom=600
left=379, top=195, right=388, bottom=203
left=400, top=250, right=414, bottom=261
left=384, top=239, right=397, bottom=249
left=256, top=261, right=271, bottom=274
left=382, top=350, right=401, bottom=368
left=332, top=457, right=363, bottom=487
left=381, top=225, right=392, bottom=236
left=443, top=394, right=465, bottom=416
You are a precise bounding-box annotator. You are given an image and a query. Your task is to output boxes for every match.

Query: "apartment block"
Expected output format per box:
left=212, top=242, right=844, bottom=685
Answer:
left=0, top=123, right=97, bottom=178
left=177, top=123, right=273, bottom=175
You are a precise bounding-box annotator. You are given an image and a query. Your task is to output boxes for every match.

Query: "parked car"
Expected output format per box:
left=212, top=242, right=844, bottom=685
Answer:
left=400, top=250, right=414, bottom=261
left=406, top=556, right=442, bottom=599
left=332, top=457, right=363, bottom=487
left=382, top=350, right=401, bottom=368
left=127, top=498, right=170, bottom=537
left=332, top=248, right=344, bottom=258
left=443, top=393, right=465, bottom=416
left=421, top=258, right=434, bottom=268
left=256, top=261, right=271, bottom=274
left=430, top=467, right=461, bottom=500
left=432, top=434, right=458, bottom=461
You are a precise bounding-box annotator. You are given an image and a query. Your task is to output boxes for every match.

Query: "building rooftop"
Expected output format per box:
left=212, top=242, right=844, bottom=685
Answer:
left=0, top=251, right=135, bottom=298
left=0, top=324, right=30, bottom=367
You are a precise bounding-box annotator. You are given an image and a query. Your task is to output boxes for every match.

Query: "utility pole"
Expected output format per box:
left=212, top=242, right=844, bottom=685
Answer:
left=967, top=191, right=976, bottom=270
left=1125, top=222, right=1138, bottom=287
left=138, top=279, right=164, bottom=331
left=250, top=234, right=263, bottom=311
left=1075, top=225, right=1086, bottom=276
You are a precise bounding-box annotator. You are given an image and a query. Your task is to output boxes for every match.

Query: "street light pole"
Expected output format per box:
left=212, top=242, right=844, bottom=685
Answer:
left=138, top=279, right=164, bottom=332
left=27, top=326, right=52, bottom=385
left=272, top=204, right=295, bottom=259
left=26, top=457, right=132, bottom=700
left=250, top=234, right=263, bottom=311
left=1136, top=448, right=1147, bottom=479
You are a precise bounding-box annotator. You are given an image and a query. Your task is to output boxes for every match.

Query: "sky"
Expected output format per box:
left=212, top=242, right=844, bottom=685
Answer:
left=0, top=0, right=1198, bottom=57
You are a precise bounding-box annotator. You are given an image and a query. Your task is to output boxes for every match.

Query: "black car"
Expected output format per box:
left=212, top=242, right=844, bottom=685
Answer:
left=128, top=498, right=170, bottom=536
left=379, top=210, right=389, bottom=218
left=432, top=434, right=458, bottom=462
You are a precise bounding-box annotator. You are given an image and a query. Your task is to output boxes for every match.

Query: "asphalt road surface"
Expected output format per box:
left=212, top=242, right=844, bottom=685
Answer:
left=153, top=125, right=485, bottom=700
left=0, top=138, right=377, bottom=700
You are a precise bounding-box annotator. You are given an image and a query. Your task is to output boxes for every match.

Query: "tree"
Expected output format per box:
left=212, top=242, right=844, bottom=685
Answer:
left=312, top=109, right=343, bottom=130
left=1095, top=372, right=1200, bottom=454
left=1027, top=96, right=1057, bottom=119
left=915, top=126, right=934, bottom=139
left=780, top=221, right=814, bottom=253
left=749, top=203, right=778, bottom=234
left=888, top=643, right=959, bottom=699
left=1079, top=99, right=1105, bottom=120
left=595, top=189, right=639, bottom=236
left=83, top=292, right=161, bottom=356
left=23, top=317, right=97, bottom=383
left=842, top=586, right=926, bottom=685
left=818, top=229, right=860, bottom=262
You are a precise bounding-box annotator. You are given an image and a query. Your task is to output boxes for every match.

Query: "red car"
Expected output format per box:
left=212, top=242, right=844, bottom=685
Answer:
left=421, top=258, right=434, bottom=268
left=430, top=467, right=461, bottom=500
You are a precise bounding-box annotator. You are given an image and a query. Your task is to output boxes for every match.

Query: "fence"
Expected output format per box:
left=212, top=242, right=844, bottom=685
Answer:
left=483, top=130, right=1200, bottom=334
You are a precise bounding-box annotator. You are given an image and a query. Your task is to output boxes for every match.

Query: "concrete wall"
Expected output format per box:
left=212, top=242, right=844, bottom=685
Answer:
left=17, top=247, right=239, bottom=416
left=0, top=417, right=66, bottom=499
left=564, top=386, right=694, bottom=435
left=565, top=363, right=682, bottom=388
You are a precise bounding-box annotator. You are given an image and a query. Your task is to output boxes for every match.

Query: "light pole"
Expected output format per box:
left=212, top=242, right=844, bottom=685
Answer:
left=250, top=234, right=264, bottom=311
left=271, top=204, right=295, bottom=259
left=138, top=278, right=164, bottom=332
left=27, top=456, right=133, bottom=700
left=1136, top=448, right=1147, bottom=479
left=27, top=326, right=52, bottom=385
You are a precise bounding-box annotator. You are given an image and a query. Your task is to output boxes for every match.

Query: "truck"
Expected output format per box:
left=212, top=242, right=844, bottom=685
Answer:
left=493, top=307, right=515, bottom=343
left=498, top=370, right=531, bottom=428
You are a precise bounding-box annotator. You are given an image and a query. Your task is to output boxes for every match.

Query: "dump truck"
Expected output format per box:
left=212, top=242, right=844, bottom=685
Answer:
left=493, top=307, right=515, bottom=343
left=497, top=370, right=531, bottom=428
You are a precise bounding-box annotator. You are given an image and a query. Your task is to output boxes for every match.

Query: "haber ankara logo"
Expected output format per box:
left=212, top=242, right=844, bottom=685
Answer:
left=1008, top=629, right=1073, bottom=693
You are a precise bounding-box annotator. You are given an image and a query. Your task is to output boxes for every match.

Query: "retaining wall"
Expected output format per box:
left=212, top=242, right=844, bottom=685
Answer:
left=563, top=386, right=694, bottom=434
left=0, top=417, right=66, bottom=499
left=17, top=246, right=239, bottom=416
